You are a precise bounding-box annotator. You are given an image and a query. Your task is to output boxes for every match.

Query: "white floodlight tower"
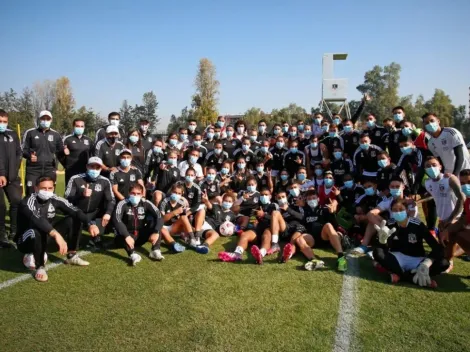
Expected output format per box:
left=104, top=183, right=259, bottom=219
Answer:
left=320, top=53, right=351, bottom=120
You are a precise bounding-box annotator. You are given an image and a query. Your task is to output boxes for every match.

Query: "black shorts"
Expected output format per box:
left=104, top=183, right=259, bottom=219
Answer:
left=280, top=221, right=306, bottom=239
left=306, top=223, right=330, bottom=248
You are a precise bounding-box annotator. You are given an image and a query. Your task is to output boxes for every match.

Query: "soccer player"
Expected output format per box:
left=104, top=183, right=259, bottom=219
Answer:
left=110, top=149, right=144, bottom=201
left=113, top=183, right=164, bottom=265
left=199, top=166, right=222, bottom=203
left=337, top=173, right=364, bottom=213
left=362, top=113, right=388, bottom=150
left=353, top=133, right=383, bottom=180
left=233, top=138, right=255, bottom=169
left=22, top=110, right=63, bottom=195
left=330, top=147, right=353, bottom=187
left=153, top=151, right=180, bottom=206
left=64, top=157, right=115, bottom=261
left=144, top=139, right=165, bottom=189
left=221, top=125, right=240, bottom=158
left=95, top=112, right=125, bottom=143
left=16, top=177, right=99, bottom=282
left=269, top=136, right=287, bottom=177
left=178, top=149, right=204, bottom=181
left=124, top=129, right=146, bottom=174
left=322, top=124, right=344, bottom=156
left=138, top=117, right=154, bottom=151
left=305, top=135, right=327, bottom=178
left=283, top=139, right=305, bottom=178
left=94, top=125, right=124, bottom=178
left=253, top=160, right=273, bottom=193
left=274, top=169, right=292, bottom=195
left=376, top=151, right=397, bottom=197
left=185, top=133, right=208, bottom=163
left=372, top=199, right=449, bottom=287
left=203, top=140, right=229, bottom=172
left=340, top=119, right=361, bottom=158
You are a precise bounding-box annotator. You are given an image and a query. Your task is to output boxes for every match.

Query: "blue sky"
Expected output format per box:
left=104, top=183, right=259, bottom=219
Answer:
left=2, top=0, right=469, bottom=128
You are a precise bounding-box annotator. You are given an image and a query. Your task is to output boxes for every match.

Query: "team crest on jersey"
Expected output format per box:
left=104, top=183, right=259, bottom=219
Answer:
left=148, top=137, right=152, bottom=142
left=232, top=141, right=237, bottom=146
left=136, top=148, right=140, bottom=153
left=408, top=233, right=417, bottom=244
left=253, top=197, right=259, bottom=203
left=138, top=207, right=145, bottom=215
left=94, top=184, right=102, bottom=192
left=211, top=185, right=216, bottom=192
left=48, top=204, right=55, bottom=212
left=439, top=184, right=445, bottom=192
left=394, top=135, right=399, bottom=142
left=48, top=203, right=55, bottom=218
left=115, top=149, right=120, bottom=156
left=173, top=171, right=177, bottom=177
left=370, top=151, right=376, bottom=158
left=441, top=139, right=447, bottom=145
left=130, top=175, right=136, bottom=182
left=48, top=135, right=54, bottom=142
left=225, top=215, right=231, bottom=222
left=375, top=131, right=381, bottom=137
left=188, top=192, right=194, bottom=199
left=218, top=159, right=223, bottom=164
left=84, top=140, right=89, bottom=145
left=127, top=209, right=133, bottom=215
left=353, top=137, right=358, bottom=143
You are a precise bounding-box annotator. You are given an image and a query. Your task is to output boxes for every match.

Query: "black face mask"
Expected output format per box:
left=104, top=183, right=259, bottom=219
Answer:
left=107, top=137, right=117, bottom=144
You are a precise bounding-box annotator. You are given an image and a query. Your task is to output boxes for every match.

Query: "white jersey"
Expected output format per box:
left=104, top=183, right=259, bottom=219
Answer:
left=425, top=175, right=460, bottom=221
left=178, top=161, right=204, bottom=178
left=428, top=128, right=470, bottom=174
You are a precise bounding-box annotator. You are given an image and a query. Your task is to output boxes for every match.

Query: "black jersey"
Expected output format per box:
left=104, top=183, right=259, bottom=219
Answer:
left=202, top=139, right=216, bottom=152
left=233, top=149, right=255, bottom=168
left=256, top=202, right=279, bottom=225
left=61, top=134, right=94, bottom=176
left=305, top=145, right=324, bottom=166
left=205, top=204, right=237, bottom=230
left=341, top=130, right=361, bottom=157
left=110, top=167, right=143, bottom=198
left=124, top=143, right=146, bottom=174
left=385, top=217, right=443, bottom=259
left=365, top=126, right=388, bottom=150
left=274, top=180, right=292, bottom=196
left=94, top=140, right=124, bottom=169
left=395, top=149, right=425, bottom=194
left=353, top=144, right=383, bottom=178
left=231, top=170, right=251, bottom=193
left=113, top=199, right=163, bottom=237
left=204, top=150, right=229, bottom=170
left=278, top=205, right=304, bottom=224
left=253, top=172, right=270, bottom=190
left=155, top=166, right=180, bottom=194
left=322, top=135, right=345, bottom=155
left=237, top=190, right=261, bottom=216
left=144, top=149, right=165, bottom=180
left=283, top=150, right=305, bottom=177
left=159, top=197, right=187, bottom=225
left=184, top=146, right=208, bottom=164
left=376, top=164, right=398, bottom=192
left=387, top=129, right=404, bottom=164
left=354, top=194, right=384, bottom=213
left=303, top=205, right=334, bottom=230
left=176, top=181, right=202, bottom=214
left=268, top=146, right=287, bottom=171
left=217, top=173, right=233, bottom=194
left=199, top=180, right=221, bottom=200
left=331, top=159, right=353, bottom=187
left=338, top=185, right=364, bottom=212
left=221, top=138, right=241, bottom=158
left=22, top=127, right=64, bottom=169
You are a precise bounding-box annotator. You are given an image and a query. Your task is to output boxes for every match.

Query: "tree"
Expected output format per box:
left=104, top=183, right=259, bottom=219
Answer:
left=356, top=63, right=401, bottom=121
left=141, top=91, right=159, bottom=130
left=52, top=76, right=75, bottom=133
left=270, top=103, right=307, bottom=125
left=453, top=105, right=469, bottom=140
left=119, top=100, right=134, bottom=133
left=192, top=58, right=219, bottom=126
left=167, top=106, right=194, bottom=134
left=243, top=107, right=267, bottom=126
left=74, top=106, right=103, bottom=140
left=424, top=89, right=454, bottom=127
left=32, top=80, right=56, bottom=118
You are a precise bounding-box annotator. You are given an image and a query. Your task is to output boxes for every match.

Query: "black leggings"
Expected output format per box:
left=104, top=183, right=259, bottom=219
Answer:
left=0, top=177, right=22, bottom=236
left=373, top=246, right=449, bottom=280
left=16, top=217, right=71, bottom=269
left=66, top=213, right=109, bottom=252
left=425, top=199, right=437, bottom=230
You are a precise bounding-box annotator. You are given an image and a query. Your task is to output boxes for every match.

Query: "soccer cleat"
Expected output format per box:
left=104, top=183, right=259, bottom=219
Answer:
left=149, top=249, right=165, bottom=261
left=195, top=245, right=210, bottom=254
left=366, top=251, right=374, bottom=260
left=390, top=273, right=401, bottom=284
left=23, top=254, right=35, bottom=270
left=189, top=238, right=199, bottom=248
left=172, top=242, right=186, bottom=253
left=281, top=243, right=294, bottom=263
left=65, top=254, right=90, bottom=266
left=304, top=259, right=325, bottom=271
left=267, top=243, right=280, bottom=256
left=130, top=253, right=142, bottom=266
left=351, top=245, right=368, bottom=255
left=337, top=256, right=348, bottom=272
left=373, top=261, right=388, bottom=274
left=218, top=251, right=242, bottom=262
left=251, top=245, right=263, bottom=265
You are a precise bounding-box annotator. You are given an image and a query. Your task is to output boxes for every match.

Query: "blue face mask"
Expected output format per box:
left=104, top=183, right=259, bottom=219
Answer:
left=290, top=147, right=298, bottom=153
left=170, top=193, right=180, bottom=202
left=153, top=146, right=162, bottom=154
left=74, top=127, right=84, bottom=135
left=400, top=146, right=413, bottom=155
left=250, top=136, right=257, bottom=142
left=237, top=163, right=246, bottom=169
left=258, top=126, right=266, bottom=133
left=365, top=187, right=375, bottom=196
left=207, top=133, right=214, bottom=139
left=206, top=174, right=216, bottom=182
left=226, top=131, right=233, bottom=138
left=310, top=142, right=318, bottom=148
left=169, top=139, right=177, bottom=146
left=273, top=129, right=280, bottom=136
left=324, top=178, right=334, bottom=187
left=87, top=169, right=100, bottom=179
left=315, top=169, right=323, bottom=177
left=344, top=180, right=354, bottom=189
left=329, top=132, right=337, bottom=138
left=256, top=166, right=264, bottom=173
left=360, top=143, right=370, bottom=150
left=242, top=145, right=250, bottom=152
left=377, top=159, right=388, bottom=168
left=222, top=201, right=232, bottom=210
left=185, top=175, right=195, bottom=183
left=247, top=185, right=256, bottom=193
left=40, top=120, right=51, bottom=129
left=393, top=113, right=403, bottom=122
left=167, top=158, right=177, bottom=166
left=390, top=188, right=402, bottom=198
left=461, top=184, right=470, bottom=197
left=343, top=126, right=352, bottom=133
left=321, top=125, right=329, bottom=132
left=425, top=122, right=439, bottom=133
left=276, top=142, right=284, bottom=149
left=334, top=151, right=342, bottom=160
left=314, top=118, right=322, bottom=125
left=221, top=167, right=230, bottom=175
left=290, top=188, right=300, bottom=197
left=190, top=156, right=198, bottom=164
left=282, top=126, right=289, bottom=133
left=217, top=121, right=224, bottom=128
left=180, top=134, right=187, bottom=141
left=366, top=120, right=376, bottom=128
left=290, top=132, right=297, bottom=138
left=402, top=127, right=412, bottom=136
left=333, top=118, right=341, bottom=125
left=193, top=141, right=201, bottom=148
left=0, top=123, right=7, bottom=133
left=214, top=148, right=222, bottom=155
left=280, top=174, right=289, bottom=181
left=392, top=210, right=407, bottom=222
left=304, top=131, right=312, bottom=138
left=129, top=136, right=139, bottom=144
left=120, top=159, right=131, bottom=168
left=297, top=174, right=306, bottom=181
left=425, top=166, right=440, bottom=179
left=260, top=195, right=270, bottom=205
left=261, top=146, right=268, bottom=153
left=297, top=125, right=304, bottom=131
left=129, top=195, right=141, bottom=206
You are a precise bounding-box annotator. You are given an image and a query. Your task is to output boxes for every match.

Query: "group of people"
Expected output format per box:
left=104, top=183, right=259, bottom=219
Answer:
left=0, top=99, right=470, bottom=286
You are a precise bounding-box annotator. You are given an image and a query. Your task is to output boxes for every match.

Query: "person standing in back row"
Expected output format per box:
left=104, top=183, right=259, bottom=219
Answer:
left=94, top=112, right=126, bottom=143
left=0, top=109, right=22, bottom=247
left=22, top=110, right=63, bottom=195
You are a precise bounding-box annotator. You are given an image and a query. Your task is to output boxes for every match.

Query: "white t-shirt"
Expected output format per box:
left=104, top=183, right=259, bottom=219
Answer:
left=377, top=197, right=419, bottom=219
left=425, top=175, right=460, bottom=221
left=178, top=161, right=204, bottom=178
left=428, top=127, right=470, bottom=173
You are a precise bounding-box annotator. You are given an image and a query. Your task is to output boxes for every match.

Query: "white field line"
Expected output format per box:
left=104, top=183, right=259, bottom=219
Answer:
left=333, top=256, right=360, bottom=352
left=0, top=250, right=91, bottom=291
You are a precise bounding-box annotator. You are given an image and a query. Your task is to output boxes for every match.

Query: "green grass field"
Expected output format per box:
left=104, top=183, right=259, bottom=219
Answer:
left=0, top=176, right=469, bottom=352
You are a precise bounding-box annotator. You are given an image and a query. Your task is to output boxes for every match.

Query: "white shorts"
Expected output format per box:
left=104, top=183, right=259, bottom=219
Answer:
left=390, top=252, right=425, bottom=272
left=197, top=204, right=206, bottom=212
left=163, top=225, right=174, bottom=233
left=201, top=221, right=213, bottom=231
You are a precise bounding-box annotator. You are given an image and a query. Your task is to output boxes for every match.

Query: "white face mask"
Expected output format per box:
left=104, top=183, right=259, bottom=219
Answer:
left=140, top=125, right=149, bottom=132
left=38, top=190, right=54, bottom=201
left=109, top=120, right=120, bottom=127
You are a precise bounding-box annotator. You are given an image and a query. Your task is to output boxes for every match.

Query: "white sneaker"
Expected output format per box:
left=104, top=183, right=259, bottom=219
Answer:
left=149, top=249, right=164, bottom=261
left=351, top=246, right=367, bottom=255
left=23, top=254, right=35, bottom=270
left=189, top=238, right=198, bottom=248
left=65, top=254, right=90, bottom=266
left=130, top=253, right=142, bottom=266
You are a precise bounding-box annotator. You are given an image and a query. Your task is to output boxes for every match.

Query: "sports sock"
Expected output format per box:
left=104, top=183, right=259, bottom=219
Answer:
left=189, top=232, right=195, bottom=239
left=337, top=252, right=344, bottom=259
left=195, top=231, right=202, bottom=239
left=235, top=246, right=244, bottom=255
left=260, top=248, right=267, bottom=257
left=272, top=234, right=279, bottom=243
left=66, top=252, right=76, bottom=259
left=151, top=242, right=160, bottom=251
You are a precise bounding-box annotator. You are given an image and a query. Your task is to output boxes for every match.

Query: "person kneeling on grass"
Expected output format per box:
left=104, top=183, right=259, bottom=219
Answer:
left=270, top=191, right=306, bottom=263
left=301, top=190, right=347, bottom=272
left=372, top=199, right=449, bottom=287
left=219, top=188, right=279, bottom=263
left=15, top=176, right=100, bottom=282
left=113, top=183, right=164, bottom=265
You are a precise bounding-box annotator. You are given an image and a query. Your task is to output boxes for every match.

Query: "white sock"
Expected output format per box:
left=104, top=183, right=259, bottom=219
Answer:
left=260, top=248, right=267, bottom=257
left=272, top=235, right=279, bottom=243
left=235, top=246, right=244, bottom=255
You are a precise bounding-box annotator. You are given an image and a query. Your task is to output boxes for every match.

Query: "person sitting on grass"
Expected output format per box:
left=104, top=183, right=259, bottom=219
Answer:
left=16, top=176, right=100, bottom=282
left=113, top=183, right=164, bottom=265
left=301, top=190, right=348, bottom=272
left=219, top=188, right=279, bottom=263
left=233, top=176, right=261, bottom=233
left=372, top=199, right=449, bottom=287
left=110, top=149, right=144, bottom=201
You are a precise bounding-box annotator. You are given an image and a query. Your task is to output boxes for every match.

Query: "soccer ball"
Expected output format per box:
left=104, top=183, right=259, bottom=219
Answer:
left=219, top=221, right=235, bottom=237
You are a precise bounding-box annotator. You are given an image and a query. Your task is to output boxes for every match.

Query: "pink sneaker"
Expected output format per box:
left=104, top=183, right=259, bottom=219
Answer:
left=267, top=243, right=280, bottom=256
left=390, top=273, right=401, bottom=284
left=281, top=243, right=294, bottom=263
left=251, top=245, right=263, bottom=265
left=373, top=261, right=388, bottom=274
left=218, top=251, right=241, bottom=262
